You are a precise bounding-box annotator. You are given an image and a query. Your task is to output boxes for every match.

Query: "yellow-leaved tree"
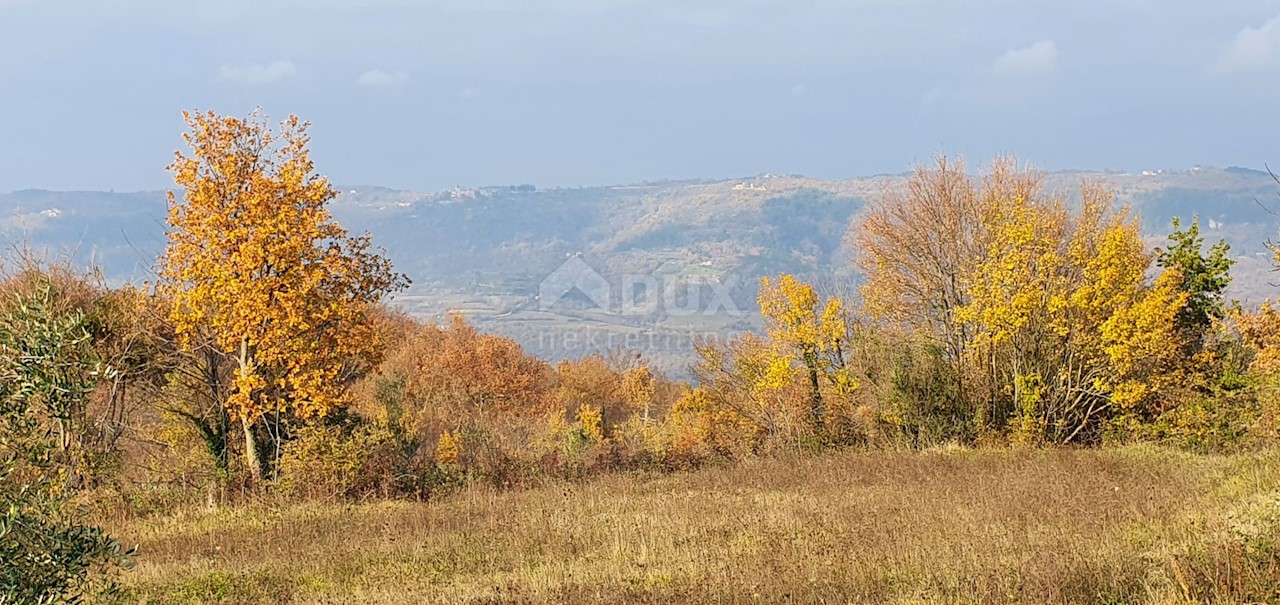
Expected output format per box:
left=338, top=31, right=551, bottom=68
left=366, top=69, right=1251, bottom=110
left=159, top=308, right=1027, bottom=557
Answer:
left=757, top=274, right=855, bottom=428
left=691, top=333, right=797, bottom=446
left=957, top=179, right=1187, bottom=443
left=856, top=156, right=1188, bottom=444
left=161, top=110, right=408, bottom=481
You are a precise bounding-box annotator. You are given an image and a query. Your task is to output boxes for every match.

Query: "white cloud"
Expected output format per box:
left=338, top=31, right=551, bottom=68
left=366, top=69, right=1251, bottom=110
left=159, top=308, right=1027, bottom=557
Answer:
left=992, top=40, right=1058, bottom=77
left=219, top=59, right=296, bottom=85
left=1214, top=15, right=1280, bottom=74
left=356, top=69, right=410, bottom=88
left=790, top=83, right=807, bottom=98
left=457, top=85, right=482, bottom=100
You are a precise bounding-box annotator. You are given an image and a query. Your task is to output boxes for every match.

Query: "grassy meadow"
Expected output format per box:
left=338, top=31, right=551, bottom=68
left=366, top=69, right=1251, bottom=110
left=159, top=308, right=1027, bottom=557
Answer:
left=97, top=446, right=1279, bottom=604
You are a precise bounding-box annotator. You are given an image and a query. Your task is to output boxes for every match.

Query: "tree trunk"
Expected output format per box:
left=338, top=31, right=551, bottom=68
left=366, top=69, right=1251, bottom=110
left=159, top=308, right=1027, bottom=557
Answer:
left=804, top=350, right=824, bottom=430
left=236, top=337, right=263, bottom=483
left=241, top=414, right=263, bottom=483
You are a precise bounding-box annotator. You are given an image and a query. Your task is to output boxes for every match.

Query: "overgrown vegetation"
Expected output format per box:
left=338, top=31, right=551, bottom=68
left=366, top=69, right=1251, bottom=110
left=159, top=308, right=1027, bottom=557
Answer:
left=1, top=112, right=1278, bottom=602
left=100, top=448, right=1280, bottom=604
left=1, top=269, right=131, bottom=603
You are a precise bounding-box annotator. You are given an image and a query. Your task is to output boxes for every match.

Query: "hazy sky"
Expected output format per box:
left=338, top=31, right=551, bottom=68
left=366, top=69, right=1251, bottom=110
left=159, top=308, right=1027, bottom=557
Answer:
left=2, top=0, right=1280, bottom=192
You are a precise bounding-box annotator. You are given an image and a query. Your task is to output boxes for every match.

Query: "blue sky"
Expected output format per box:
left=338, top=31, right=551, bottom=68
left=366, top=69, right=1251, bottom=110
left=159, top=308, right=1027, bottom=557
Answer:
left=2, top=0, right=1279, bottom=192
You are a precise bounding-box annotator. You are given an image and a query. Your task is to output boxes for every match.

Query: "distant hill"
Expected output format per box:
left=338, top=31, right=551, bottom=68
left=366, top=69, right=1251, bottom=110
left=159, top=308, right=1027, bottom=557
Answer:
left=4, top=167, right=1278, bottom=376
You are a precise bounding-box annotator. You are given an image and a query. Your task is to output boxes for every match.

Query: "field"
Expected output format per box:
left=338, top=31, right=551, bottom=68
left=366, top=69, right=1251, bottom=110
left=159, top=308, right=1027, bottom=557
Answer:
left=98, top=447, right=1279, bottom=604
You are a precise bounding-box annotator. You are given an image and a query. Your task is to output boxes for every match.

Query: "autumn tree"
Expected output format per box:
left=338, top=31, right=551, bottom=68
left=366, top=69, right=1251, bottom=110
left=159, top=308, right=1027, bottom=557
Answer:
left=620, top=365, right=657, bottom=422
left=853, top=156, right=986, bottom=377
left=408, top=315, right=554, bottom=419
left=161, top=110, right=407, bottom=481
left=554, top=355, right=625, bottom=433
left=1237, top=191, right=1280, bottom=438
left=958, top=182, right=1187, bottom=442
left=668, top=386, right=759, bottom=457
left=1236, top=301, right=1280, bottom=437
left=355, top=313, right=554, bottom=452
left=687, top=334, right=791, bottom=451
left=854, top=155, right=1190, bottom=444
left=757, top=274, right=856, bottom=427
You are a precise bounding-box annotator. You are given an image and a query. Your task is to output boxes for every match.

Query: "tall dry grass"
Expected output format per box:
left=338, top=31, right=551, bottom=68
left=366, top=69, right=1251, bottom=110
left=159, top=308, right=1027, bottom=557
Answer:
left=96, top=446, right=1279, bottom=604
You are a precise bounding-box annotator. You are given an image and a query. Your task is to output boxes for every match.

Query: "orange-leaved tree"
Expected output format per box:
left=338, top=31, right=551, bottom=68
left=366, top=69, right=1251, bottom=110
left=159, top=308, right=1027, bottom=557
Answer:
left=161, top=110, right=408, bottom=481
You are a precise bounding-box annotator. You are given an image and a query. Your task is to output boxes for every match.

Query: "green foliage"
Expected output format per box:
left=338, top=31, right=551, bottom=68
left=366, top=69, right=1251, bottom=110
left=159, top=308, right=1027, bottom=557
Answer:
left=0, top=499, right=131, bottom=604
left=0, top=280, right=130, bottom=603
left=876, top=340, right=973, bottom=448
left=0, top=280, right=97, bottom=454
left=276, top=422, right=403, bottom=501
left=1157, top=215, right=1234, bottom=351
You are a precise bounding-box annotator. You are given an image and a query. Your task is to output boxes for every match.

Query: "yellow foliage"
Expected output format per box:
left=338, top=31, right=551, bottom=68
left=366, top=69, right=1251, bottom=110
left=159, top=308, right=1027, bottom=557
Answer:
left=758, top=274, right=848, bottom=359
left=160, top=110, right=407, bottom=423
left=575, top=404, right=605, bottom=444
left=693, top=333, right=797, bottom=434
left=758, top=274, right=858, bottom=427
left=874, top=159, right=1193, bottom=443
left=435, top=431, right=461, bottom=465
left=959, top=185, right=1187, bottom=441
left=555, top=355, right=624, bottom=424
left=620, top=365, right=656, bottom=419
left=669, top=387, right=757, bottom=455
left=1237, top=300, right=1280, bottom=375
left=1235, top=301, right=1280, bottom=437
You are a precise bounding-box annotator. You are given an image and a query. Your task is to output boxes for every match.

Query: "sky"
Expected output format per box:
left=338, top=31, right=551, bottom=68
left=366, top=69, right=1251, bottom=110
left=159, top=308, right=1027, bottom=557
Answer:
left=2, top=0, right=1280, bottom=192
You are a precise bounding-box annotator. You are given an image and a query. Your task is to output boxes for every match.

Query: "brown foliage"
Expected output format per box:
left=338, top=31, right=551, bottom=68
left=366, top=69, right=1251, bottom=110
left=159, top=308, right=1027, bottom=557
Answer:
left=350, top=312, right=556, bottom=476
left=853, top=155, right=987, bottom=364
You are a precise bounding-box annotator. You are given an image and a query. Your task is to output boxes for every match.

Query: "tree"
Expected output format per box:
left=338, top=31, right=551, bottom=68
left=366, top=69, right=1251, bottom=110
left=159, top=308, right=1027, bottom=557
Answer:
left=620, top=365, right=656, bottom=422
left=854, top=156, right=1189, bottom=443
left=137, top=290, right=238, bottom=486
left=1156, top=215, right=1234, bottom=354
left=691, top=333, right=797, bottom=447
left=409, top=315, right=554, bottom=419
left=355, top=313, right=554, bottom=451
left=757, top=274, right=855, bottom=428
left=853, top=156, right=984, bottom=370
left=554, top=355, right=625, bottom=430
left=853, top=156, right=1038, bottom=396
left=161, top=110, right=408, bottom=482
left=956, top=178, right=1187, bottom=443
left=1236, top=301, right=1280, bottom=438
left=668, top=387, right=758, bottom=457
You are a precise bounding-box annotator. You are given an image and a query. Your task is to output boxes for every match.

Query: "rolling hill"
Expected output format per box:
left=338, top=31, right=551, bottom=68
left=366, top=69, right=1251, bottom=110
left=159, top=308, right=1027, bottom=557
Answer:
left=4, top=166, right=1278, bottom=376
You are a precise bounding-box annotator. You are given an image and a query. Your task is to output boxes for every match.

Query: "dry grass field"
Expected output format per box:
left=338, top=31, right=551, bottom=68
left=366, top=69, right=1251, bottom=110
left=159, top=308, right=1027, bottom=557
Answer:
left=96, top=447, right=1280, bottom=604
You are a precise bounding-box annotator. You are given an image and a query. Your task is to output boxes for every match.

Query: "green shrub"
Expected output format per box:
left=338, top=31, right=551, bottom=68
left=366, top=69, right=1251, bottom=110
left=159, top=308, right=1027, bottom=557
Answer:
left=275, top=423, right=402, bottom=501
left=0, top=280, right=131, bottom=603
